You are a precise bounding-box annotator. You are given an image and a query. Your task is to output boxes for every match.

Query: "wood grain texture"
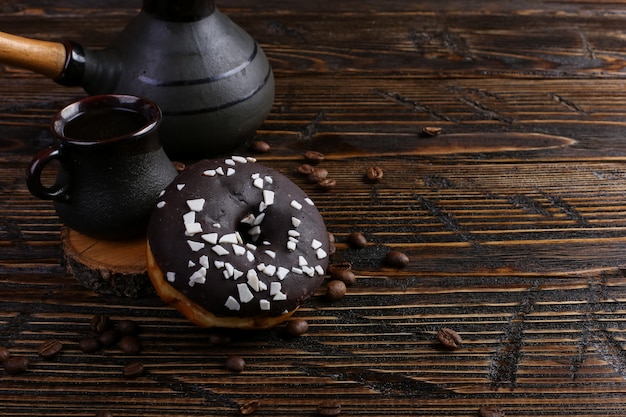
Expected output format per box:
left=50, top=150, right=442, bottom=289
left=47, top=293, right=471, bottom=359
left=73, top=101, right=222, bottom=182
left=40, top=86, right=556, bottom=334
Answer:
left=1, top=1, right=626, bottom=416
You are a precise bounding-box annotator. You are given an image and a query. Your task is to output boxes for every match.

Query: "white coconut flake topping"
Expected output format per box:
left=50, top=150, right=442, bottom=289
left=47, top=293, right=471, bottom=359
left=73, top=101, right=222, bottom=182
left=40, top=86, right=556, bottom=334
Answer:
left=232, top=155, right=248, bottom=163
left=166, top=272, right=176, bottom=282
left=201, top=233, right=218, bottom=244
left=316, top=248, right=328, bottom=259
left=232, top=244, right=246, bottom=256
left=212, top=245, right=229, bottom=256
left=177, top=184, right=185, bottom=190
left=199, top=255, right=210, bottom=268
left=305, top=197, right=315, bottom=206
left=287, top=241, right=297, bottom=251
left=225, top=158, right=235, bottom=166
left=185, top=222, right=203, bottom=236
left=157, top=201, right=166, bottom=209
left=183, top=211, right=196, bottom=224
left=238, top=283, right=254, bottom=303
left=311, top=239, right=323, bottom=249
left=290, top=200, right=303, bottom=210
left=187, top=240, right=205, bottom=252
left=277, top=267, right=290, bottom=280
left=253, top=177, right=264, bottom=189
left=259, top=299, right=271, bottom=310
left=187, top=198, right=205, bottom=212
left=219, top=233, right=239, bottom=244
left=227, top=168, right=235, bottom=176
left=203, top=169, right=216, bottom=177
left=292, top=217, right=302, bottom=228
left=225, top=296, right=240, bottom=311
left=298, top=256, right=308, bottom=266
left=265, top=250, right=276, bottom=259
left=188, top=260, right=196, bottom=268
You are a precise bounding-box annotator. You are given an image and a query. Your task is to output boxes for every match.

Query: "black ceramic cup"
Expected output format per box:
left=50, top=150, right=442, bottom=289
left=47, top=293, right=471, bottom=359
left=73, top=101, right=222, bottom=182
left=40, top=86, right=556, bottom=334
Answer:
left=26, top=94, right=178, bottom=240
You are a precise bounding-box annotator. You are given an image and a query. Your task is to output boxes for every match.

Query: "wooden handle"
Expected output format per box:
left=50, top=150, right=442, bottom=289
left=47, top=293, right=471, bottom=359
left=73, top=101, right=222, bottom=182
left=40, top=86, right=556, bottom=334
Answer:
left=0, top=31, right=66, bottom=79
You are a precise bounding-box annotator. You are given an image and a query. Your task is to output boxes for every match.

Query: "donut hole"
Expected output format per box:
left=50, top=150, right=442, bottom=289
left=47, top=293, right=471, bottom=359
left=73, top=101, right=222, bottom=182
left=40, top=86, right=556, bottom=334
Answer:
left=237, top=210, right=267, bottom=246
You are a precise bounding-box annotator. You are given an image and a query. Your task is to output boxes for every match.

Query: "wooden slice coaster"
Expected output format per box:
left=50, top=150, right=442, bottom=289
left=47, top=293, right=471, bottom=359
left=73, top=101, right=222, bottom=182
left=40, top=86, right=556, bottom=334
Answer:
left=61, top=227, right=154, bottom=297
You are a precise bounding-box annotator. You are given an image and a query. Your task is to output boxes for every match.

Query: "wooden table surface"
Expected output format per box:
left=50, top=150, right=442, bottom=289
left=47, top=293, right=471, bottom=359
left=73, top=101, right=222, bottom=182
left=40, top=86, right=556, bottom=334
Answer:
left=2, top=1, right=626, bottom=415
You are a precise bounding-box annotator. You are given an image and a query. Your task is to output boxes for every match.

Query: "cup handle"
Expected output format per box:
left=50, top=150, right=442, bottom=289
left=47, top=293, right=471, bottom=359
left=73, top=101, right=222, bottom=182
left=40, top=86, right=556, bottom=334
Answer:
left=26, top=146, right=70, bottom=201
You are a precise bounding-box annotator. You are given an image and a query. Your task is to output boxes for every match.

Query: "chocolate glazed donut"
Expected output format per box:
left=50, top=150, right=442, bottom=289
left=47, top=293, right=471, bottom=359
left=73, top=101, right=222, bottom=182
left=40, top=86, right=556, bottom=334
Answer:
left=146, top=157, right=330, bottom=329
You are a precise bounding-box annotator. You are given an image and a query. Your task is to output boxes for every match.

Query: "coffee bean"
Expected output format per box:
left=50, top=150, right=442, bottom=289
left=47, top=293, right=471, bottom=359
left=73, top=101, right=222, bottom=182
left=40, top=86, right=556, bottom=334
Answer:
left=239, top=399, right=260, bottom=415
left=297, top=163, right=316, bottom=175
left=122, top=361, right=144, bottom=378
left=38, top=339, right=63, bottom=359
left=347, top=231, right=367, bottom=249
left=327, top=241, right=336, bottom=255
left=119, top=336, right=142, bottom=355
left=384, top=250, right=410, bottom=268
left=4, top=356, right=28, bottom=375
left=98, top=329, right=120, bottom=348
left=303, top=150, right=325, bottom=164
left=308, top=167, right=328, bottom=183
left=317, top=400, right=341, bottom=416
left=208, top=332, right=232, bottom=346
left=116, top=319, right=139, bottom=336
left=437, top=327, right=463, bottom=350
left=0, top=347, right=10, bottom=362
left=364, top=166, right=383, bottom=183
left=249, top=140, right=270, bottom=153
left=330, top=268, right=356, bottom=286
left=478, top=405, right=505, bottom=417
left=326, top=280, right=347, bottom=301
left=172, top=160, right=186, bottom=172
left=79, top=336, right=100, bottom=353
left=327, top=232, right=336, bottom=244
left=285, top=319, right=309, bottom=337
left=317, top=179, right=337, bottom=191
left=328, top=263, right=356, bottom=284
left=224, top=355, right=246, bottom=373
left=422, top=126, right=442, bottom=136
left=90, top=314, right=112, bottom=334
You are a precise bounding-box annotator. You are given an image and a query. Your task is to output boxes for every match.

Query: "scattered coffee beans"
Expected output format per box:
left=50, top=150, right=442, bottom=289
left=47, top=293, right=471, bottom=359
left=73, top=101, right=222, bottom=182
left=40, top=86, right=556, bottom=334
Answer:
left=90, top=314, right=112, bottom=334
left=303, top=150, right=325, bottom=164
left=328, top=262, right=356, bottom=285
left=326, top=280, right=347, bottom=301
left=239, top=399, right=260, bottom=415
left=172, top=161, right=186, bottom=173
left=0, top=346, right=10, bottom=362
left=285, top=319, right=309, bottom=336
left=297, top=163, right=316, bottom=175
left=116, top=319, right=139, bottom=336
left=123, top=361, right=145, bottom=379
left=365, top=166, right=383, bottom=183
left=347, top=232, right=367, bottom=249
left=437, top=327, right=463, bottom=350
left=79, top=336, right=100, bottom=353
left=422, top=126, right=442, bottom=136
left=317, top=178, right=337, bottom=191
left=224, top=355, right=246, bottom=373
left=308, top=167, right=328, bottom=183
left=384, top=250, right=410, bottom=268
left=317, top=400, right=341, bottom=416
left=98, top=329, right=120, bottom=348
left=249, top=140, right=270, bottom=153
left=208, top=332, right=232, bottom=346
left=478, top=405, right=505, bottom=417
left=4, top=356, right=28, bottom=375
left=119, top=336, right=142, bottom=355
left=38, top=339, right=63, bottom=359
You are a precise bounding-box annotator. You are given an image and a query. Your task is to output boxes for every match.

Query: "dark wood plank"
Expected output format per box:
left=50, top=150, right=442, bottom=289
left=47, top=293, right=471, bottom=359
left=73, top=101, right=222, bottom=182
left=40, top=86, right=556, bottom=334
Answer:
left=1, top=1, right=626, bottom=416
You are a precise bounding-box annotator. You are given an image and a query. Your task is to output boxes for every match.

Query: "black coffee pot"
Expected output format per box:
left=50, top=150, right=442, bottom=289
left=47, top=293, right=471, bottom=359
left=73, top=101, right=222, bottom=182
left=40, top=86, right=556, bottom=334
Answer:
left=0, top=0, right=274, bottom=158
